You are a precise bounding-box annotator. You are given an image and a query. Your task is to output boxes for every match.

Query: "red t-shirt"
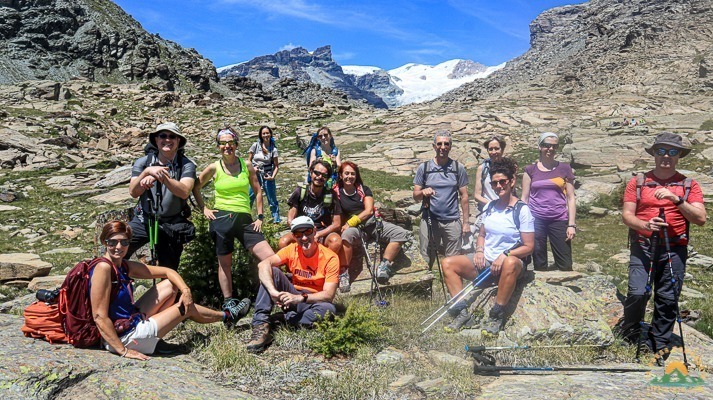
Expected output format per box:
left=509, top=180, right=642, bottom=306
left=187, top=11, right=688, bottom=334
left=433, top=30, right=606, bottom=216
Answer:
left=276, top=243, right=339, bottom=293
left=623, top=171, right=704, bottom=243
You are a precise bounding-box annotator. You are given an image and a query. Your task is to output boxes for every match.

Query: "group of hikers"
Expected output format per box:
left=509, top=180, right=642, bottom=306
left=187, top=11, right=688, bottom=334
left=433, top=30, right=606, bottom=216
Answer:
left=88, top=122, right=705, bottom=364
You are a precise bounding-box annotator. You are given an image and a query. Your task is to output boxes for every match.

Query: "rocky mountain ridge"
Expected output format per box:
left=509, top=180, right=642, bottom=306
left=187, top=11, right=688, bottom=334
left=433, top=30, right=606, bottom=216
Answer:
left=440, top=0, right=713, bottom=102
left=0, top=0, right=221, bottom=92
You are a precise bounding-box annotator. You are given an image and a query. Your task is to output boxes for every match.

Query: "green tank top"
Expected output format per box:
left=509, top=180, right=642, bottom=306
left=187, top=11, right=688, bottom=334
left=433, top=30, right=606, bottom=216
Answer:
left=213, top=158, right=251, bottom=213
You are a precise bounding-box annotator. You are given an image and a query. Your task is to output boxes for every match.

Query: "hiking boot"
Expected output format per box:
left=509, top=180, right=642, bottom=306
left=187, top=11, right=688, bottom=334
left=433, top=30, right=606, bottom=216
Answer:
left=481, top=315, right=504, bottom=337
left=246, top=323, right=273, bottom=353
left=223, top=297, right=251, bottom=328
left=654, top=347, right=671, bottom=367
left=272, top=212, right=281, bottom=224
left=444, top=308, right=474, bottom=333
left=339, top=272, right=351, bottom=293
left=376, top=260, right=393, bottom=284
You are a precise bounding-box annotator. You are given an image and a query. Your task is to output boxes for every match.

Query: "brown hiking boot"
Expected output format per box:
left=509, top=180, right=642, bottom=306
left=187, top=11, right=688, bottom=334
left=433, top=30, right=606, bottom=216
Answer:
left=246, top=323, right=272, bottom=353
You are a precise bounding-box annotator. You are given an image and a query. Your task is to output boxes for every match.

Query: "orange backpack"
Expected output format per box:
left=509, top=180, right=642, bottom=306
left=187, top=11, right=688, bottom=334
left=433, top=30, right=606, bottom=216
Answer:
left=21, top=300, right=70, bottom=344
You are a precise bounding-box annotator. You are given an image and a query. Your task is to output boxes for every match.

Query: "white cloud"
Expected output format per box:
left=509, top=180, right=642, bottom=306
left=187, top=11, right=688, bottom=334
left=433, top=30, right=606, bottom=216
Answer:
left=278, top=43, right=299, bottom=51
left=333, top=51, right=356, bottom=61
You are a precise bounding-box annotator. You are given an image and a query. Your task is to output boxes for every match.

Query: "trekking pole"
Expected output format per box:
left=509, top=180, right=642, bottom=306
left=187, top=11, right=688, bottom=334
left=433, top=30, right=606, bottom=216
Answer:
left=635, top=220, right=660, bottom=363
left=360, top=227, right=388, bottom=307
left=423, top=196, right=448, bottom=301
left=421, top=269, right=492, bottom=333
left=659, top=207, right=688, bottom=368
left=465, top=344, right=610, bottom=353
left=472, top=364, right=650, bottom=375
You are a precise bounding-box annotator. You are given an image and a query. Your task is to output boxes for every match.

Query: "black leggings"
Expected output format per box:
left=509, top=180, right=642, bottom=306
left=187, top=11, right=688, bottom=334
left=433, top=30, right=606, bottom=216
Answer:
left=533, top=218, right=571, bottom=271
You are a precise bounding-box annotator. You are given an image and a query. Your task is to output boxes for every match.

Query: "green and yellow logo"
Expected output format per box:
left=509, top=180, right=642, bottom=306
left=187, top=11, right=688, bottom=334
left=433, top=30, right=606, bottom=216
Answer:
left=649, top=361, right=705, bottom=388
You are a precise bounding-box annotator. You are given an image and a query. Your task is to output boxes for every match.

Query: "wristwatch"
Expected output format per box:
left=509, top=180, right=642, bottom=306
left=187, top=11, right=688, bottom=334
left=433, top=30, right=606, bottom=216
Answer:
left=301, top=293, right=309, bottom=303
left=257, top=214, right=264, bottom=221
left=673, top=196, right=684, bottom=206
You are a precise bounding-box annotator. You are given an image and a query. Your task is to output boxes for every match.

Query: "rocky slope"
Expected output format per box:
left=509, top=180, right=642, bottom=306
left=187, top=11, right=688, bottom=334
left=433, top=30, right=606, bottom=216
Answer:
left=440, top=0, right=713, bottom=102
left=218, top=45, right=389, bottom=108
left=0, top=0, right=217, bottom=91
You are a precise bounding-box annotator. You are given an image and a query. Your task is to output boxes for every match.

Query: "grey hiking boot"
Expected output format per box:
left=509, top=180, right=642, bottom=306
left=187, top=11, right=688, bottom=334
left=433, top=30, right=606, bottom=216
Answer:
left=376, top=260, right=393, bottom=284
left=223, top=297, right=251, bottom=328
left=246, top=323, right=273, bottom=353
left=481, top=315, right=504, bottom=336
left=339, top=272, right=351, bottom=293
left=444, top=308, right=475, bottom=333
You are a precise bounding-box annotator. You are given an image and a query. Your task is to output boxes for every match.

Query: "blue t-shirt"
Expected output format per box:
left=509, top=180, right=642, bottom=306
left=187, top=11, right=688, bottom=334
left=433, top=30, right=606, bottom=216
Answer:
left=414, top=159, right=469, bottom=221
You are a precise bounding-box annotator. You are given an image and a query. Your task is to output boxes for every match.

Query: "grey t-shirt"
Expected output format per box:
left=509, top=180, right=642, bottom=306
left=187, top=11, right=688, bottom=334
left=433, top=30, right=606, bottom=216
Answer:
left=413, top=159, right=469, bottom=221
left=131, top=153, right=196, bottom=219
left=248, top=141, right=278, bottom=172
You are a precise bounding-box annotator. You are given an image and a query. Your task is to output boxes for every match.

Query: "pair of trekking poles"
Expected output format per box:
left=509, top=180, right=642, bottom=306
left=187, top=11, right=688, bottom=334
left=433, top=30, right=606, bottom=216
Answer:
left=357, top=216, right=389, bottom=307
left=634, top=208, right=688, bottom=367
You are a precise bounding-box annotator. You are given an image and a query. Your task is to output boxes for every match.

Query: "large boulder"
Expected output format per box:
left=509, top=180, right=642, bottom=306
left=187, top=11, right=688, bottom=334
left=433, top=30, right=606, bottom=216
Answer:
left=0, top=254, right=52, bottom=282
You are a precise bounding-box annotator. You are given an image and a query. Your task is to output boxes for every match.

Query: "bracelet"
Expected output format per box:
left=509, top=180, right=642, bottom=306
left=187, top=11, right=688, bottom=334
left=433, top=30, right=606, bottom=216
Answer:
left=567, top=224, right=577, bottom=229
left=475, top=250, right=484, bottom=254
left=121, top=348, right=129, bottom=357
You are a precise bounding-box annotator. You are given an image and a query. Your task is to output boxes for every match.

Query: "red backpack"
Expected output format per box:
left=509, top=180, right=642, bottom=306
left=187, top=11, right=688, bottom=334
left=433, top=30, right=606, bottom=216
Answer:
left=58, top=257, right=120, bottom=348
left=21, top=300, right=69, bottom=344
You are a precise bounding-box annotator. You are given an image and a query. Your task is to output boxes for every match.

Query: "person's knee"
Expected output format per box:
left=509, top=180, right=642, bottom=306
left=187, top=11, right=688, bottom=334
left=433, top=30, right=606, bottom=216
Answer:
left=501, top=258, right=522, bottom=279
left=278, top=233, right=293, bottom=249
left=327, top=234, right=342, bottom=251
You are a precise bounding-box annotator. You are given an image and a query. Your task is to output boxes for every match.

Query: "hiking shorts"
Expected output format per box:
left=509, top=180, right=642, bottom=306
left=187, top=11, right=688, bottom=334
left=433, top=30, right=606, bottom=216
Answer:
left=105, top=317, right=159, bottom=355
left=463, top=255, right=530, bottom=285
left=342, top=221, right=412, bottom=246
left=209, top=210, right=266, bottom=256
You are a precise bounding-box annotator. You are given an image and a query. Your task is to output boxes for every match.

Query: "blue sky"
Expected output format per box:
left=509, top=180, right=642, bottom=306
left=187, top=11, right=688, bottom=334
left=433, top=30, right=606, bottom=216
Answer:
left=113, top=0, right=586, bottom=70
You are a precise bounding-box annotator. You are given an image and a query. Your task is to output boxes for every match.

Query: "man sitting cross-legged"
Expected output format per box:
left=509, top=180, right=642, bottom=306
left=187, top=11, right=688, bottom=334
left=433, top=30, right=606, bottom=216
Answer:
left=246, top=216, right=339, bottom=353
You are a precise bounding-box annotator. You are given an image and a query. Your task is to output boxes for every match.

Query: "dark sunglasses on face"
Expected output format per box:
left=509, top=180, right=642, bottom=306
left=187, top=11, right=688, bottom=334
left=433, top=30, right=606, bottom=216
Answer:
left=311, top=170, right=328, bottom=178
left=540, top=143, right=559, bottom=149
left=158, top=133, right=177, bottom=140
left=489, top=179, right=510, bottom=188
left=293, top=228, right=314, bottom=238
left=318, top=134, right=330, bottom=139
left=106, top=239, right=130, bottom=247
left=218, top=140, right=236, bottom=146
left=435, top=141, right=451, bottom=147
left=654, top=148, right=680, bottom=157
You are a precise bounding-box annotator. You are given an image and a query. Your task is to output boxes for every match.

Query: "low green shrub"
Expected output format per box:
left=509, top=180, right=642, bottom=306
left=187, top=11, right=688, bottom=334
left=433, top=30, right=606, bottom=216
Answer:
left=310, top=303, right=387, bottom=358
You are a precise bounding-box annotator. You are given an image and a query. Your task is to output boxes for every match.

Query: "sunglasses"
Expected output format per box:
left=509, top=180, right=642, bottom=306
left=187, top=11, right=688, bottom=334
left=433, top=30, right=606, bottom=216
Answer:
left=292, top=228, right=315, bottom=238
left=489, top=178, right=510, bottom=188
left=106, top=239, right=130, bottom=247
left=435, top=141, right=451, bottom=147
left=318, top=134, right=330, bottom=139
left=158, top=133, right=177, bottom=140
left=218, top=140, right=236, bottom=146
left=540, top=143, right=559, bottom=149
left=311, top=170, right=328, bottom=178
left=654, top=148, right=680, bottom=157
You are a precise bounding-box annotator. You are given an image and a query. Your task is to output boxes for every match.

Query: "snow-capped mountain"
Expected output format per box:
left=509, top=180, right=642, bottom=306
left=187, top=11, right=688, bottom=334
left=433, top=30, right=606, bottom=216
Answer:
left=344, top=60, right=504, bottom=107
left=217, top=46, right=502, bottom=108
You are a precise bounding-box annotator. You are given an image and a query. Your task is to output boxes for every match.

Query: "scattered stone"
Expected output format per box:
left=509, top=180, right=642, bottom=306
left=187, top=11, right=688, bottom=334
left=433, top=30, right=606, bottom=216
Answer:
left=572, top=261, right=602, bottom=274
left=87, top=188, right=133, bottom=204
left=389, top=374, right=417, bottom=389
left=680, top=287, right=706, bottom=299
left=0, top=253, right=52, bottom=281
left=534, top=270, right=584, bottom=284
left=41, top=247, right=86, bottom=255
left=375, top=348, right=407, bottom=365
left=0, top=205, right=21, bottom=211
left=0, top=191, right=16, bottom=202
left=317, top=369, right=338, bottom=379
left=607, top=251, right=630, bottom=264
left=584, top=243, right=598, bottom=250
left=588, top=206, right=608, bottom=216
left=427, top=350, right=471, bottom=368
left=93, top=165, right=132, bottom=189
left=686, top=253, right=713, bottom=269
left=5, top=280, right=30, bottom=289
left=415, top=378, right=448, bottom=394
left=0, top=293, right=35, bottom=313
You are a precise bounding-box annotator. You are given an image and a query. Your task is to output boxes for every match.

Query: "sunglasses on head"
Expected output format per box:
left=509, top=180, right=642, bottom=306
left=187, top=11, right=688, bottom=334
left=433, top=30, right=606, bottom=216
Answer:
left=158, top=133, right=177, bottom=140
left=540, top=143, right=559, bottom=149
left=654, top=147, right=680, bottom=157
left=218, top=140, right=236, bottom=146
left=292, top=228, right=314, bottom=238
left=489, top=178, right=510, bottom=188
left=106, top=239, right=130, bottom=247
left=311, top=170, right=328, bottom=178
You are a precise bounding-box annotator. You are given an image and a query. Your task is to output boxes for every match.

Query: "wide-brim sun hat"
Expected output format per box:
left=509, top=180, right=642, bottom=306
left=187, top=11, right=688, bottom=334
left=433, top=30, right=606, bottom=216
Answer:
left=150, top=122, right=187, bottom=149
left=290, top=216, right=315, bottom=232
left=644, top=132, right=691, bottom=158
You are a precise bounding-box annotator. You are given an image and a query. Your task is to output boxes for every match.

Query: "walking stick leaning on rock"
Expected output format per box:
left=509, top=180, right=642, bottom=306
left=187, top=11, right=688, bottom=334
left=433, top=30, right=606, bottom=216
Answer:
left=421, top=268, right=492, bottom=333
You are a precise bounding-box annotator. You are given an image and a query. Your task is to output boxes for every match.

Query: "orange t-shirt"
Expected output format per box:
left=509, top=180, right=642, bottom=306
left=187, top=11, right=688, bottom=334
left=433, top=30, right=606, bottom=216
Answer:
left=623, top=171, right=704, bottom=243
left=276, top=243, right=340, bottom=293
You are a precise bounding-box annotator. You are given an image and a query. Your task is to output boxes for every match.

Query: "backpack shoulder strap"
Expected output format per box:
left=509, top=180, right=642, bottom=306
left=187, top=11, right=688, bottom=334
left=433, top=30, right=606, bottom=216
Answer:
left=682, top=177, right=693, bottom=202
left=635, top=172, right=645, bottom=202
left=299, top=182, right=308, bottom=201
left=481, top=158, right=491, bottom=187
left=511, top=200, right=526, bottom=232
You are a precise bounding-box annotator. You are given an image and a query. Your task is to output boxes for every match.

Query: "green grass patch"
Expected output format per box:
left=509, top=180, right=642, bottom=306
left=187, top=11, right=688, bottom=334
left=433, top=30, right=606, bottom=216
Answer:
left=699, top=119, right=713, bottom=131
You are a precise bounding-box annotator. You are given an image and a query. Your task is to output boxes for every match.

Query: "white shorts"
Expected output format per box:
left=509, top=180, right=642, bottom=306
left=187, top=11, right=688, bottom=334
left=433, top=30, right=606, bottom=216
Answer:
left=105, top=317, right=160, bottom=355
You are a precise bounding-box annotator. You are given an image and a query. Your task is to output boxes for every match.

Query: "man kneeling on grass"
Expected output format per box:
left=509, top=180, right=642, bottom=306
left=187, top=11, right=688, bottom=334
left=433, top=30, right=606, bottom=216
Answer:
left=247, top=216, right=339, bottom=353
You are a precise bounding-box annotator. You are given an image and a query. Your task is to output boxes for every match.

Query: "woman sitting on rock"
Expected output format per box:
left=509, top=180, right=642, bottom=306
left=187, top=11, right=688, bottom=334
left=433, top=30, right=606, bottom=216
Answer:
left=441, top=157, right=534, bottom=334
left=192, top=127, right=276, bottom=314
left=90, top=221, right=246, bottom=360
left=334, top=161, right=412, bottom=292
